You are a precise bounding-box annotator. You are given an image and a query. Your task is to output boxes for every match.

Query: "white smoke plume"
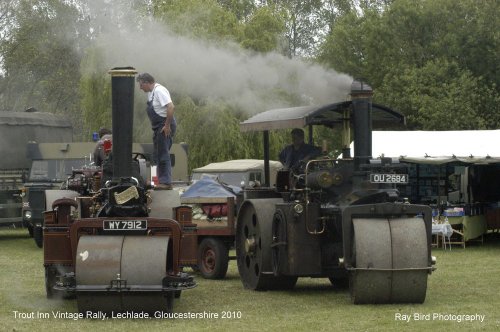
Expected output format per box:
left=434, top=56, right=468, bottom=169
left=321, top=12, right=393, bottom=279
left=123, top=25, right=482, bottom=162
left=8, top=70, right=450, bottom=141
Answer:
left=88, top=1, right=352, bottom=113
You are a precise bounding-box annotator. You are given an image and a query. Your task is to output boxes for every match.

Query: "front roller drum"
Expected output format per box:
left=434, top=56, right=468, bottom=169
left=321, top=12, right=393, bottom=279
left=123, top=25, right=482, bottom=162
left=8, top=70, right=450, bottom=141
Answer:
left=75, top=235, right=174, bottom=314
left=350, top=217, right=429, bottom=304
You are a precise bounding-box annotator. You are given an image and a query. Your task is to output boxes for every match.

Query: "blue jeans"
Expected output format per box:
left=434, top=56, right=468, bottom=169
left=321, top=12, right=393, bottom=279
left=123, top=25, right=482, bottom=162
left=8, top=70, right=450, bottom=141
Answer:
left=154, top=129, right=173, bottom=184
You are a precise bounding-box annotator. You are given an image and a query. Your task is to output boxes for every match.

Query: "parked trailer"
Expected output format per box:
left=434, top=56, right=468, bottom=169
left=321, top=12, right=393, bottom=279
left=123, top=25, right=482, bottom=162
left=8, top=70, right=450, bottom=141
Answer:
left=176, top=196, right=236, bottom=279
left=147, top=177, right=237, bottom=280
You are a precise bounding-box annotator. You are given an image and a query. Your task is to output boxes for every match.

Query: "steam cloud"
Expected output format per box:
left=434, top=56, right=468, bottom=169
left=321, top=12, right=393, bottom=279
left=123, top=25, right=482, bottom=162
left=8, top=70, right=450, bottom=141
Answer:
left=89, top=2, right=352, bottom=113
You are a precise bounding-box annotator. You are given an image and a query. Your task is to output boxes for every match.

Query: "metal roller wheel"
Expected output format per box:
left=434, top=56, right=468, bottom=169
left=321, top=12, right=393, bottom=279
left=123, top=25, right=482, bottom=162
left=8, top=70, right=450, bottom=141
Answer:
left=271, top=209, right=285, bottom=276
left=236, top=199, right=297, bottom=290
left=350, top=217, right=429, bottom=304
left=45, top=265, right=73, bottom=299
left=76, top=235, right=174, bottom=314
left=197, top=237, right=229, bottom=279
left=45, top=266, right=56, bottom=299
left=270, top=210, right=298, bottom=290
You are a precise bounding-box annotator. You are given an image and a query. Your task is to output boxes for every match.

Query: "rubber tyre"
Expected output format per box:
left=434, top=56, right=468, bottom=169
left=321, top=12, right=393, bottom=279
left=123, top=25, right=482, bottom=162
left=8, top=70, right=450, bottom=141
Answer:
left=197, top=237, right=229, bottom=279
left=34, top=225, right=43, bottom=248
left=328, top=277, right=349, bottom=289
left=27, top=224, right=34, bottom=238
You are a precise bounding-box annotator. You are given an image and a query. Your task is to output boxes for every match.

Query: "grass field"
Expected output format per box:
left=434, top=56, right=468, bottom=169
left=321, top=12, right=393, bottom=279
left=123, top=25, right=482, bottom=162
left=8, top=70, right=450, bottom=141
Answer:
left=1, top=227, right=499, bottom=332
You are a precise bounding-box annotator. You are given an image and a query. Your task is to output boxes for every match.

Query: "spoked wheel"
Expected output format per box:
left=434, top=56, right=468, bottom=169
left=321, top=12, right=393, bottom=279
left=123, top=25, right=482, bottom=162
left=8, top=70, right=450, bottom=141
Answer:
left=349, top=217, right=429, bottom=304
left=236, top=199, right=296, bottom=290
left=197, top=237, right=229, bottom=279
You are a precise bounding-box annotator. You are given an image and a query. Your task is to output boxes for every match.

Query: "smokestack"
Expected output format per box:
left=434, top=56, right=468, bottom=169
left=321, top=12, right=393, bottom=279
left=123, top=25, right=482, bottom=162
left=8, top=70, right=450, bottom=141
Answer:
left=108, top=67, right=137, bottom=180
left=350, top=80, right=373, bottom=170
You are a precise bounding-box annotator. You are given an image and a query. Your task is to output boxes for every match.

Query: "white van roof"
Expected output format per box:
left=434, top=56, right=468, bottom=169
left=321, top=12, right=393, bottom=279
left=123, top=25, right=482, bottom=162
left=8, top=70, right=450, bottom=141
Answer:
left=192, top=159, right=282, bottom=172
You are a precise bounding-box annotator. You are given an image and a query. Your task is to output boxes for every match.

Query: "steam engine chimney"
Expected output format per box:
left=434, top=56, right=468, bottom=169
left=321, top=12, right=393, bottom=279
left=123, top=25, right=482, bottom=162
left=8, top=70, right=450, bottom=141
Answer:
left=350, top=80, right=373, bottom=171
left=108, top=67, right=137, bottom=181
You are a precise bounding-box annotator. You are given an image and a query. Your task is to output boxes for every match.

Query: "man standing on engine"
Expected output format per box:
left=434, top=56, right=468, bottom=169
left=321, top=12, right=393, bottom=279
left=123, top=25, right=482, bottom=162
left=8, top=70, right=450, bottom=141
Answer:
left=137, top=73, right=176, bottom=190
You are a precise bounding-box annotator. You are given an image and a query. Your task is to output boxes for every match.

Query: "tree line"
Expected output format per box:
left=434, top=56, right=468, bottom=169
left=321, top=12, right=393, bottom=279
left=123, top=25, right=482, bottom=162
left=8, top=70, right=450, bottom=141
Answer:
left=0, top=0, right=498, bottom=171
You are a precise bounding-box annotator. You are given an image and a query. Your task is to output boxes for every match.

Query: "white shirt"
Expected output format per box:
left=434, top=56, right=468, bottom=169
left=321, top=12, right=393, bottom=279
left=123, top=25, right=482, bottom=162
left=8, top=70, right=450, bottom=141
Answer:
left=148, top=83, right=172, bottom=117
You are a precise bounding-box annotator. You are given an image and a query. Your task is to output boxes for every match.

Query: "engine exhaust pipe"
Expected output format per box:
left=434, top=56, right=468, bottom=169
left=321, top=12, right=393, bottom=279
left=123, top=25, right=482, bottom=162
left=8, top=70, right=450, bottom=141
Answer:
left=108, top=67, right=137, bottom=181
left=350, top=80, right=373, bottom=170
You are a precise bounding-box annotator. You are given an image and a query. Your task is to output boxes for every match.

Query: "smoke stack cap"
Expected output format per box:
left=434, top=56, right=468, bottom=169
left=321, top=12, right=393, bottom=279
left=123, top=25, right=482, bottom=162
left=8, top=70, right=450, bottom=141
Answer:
left=350, top=80, right=373, bottom=95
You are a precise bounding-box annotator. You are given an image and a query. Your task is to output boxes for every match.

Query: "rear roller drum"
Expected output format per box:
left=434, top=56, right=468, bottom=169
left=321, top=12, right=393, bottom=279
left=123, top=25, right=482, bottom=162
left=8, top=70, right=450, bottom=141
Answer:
left=349, top=217, right=429, bottom=304
left=236, top=199, right=297, bottom=290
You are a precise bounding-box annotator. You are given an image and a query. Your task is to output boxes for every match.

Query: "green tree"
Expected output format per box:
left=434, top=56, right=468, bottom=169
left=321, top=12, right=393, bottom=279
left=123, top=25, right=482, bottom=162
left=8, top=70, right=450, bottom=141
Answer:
left=319, top=0, right=500, bottom=130
left=264, top=0, right=325, bottom=58
left=240, top=6, right=286, bottom=53
left=377, top=59, right=494, bottom=130
left=174, top=97, right=254, bottom=170
left=79, top=47, right=111, bottom=140
left=152, top=0, right=242, bottom=43
left=0, top=0, right=90, bottom=135
left=217, top=0, right=256, bottom=21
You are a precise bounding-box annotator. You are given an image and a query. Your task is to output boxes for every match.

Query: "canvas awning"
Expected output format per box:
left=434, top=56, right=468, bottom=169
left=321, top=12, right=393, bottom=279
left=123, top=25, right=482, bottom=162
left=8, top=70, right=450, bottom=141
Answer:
left=240, top=101, right=405, bottom=132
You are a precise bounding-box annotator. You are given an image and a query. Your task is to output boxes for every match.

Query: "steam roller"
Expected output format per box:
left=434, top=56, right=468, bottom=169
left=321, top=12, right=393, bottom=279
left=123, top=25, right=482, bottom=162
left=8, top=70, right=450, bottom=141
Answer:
left=235, top=79, right=436, bottom=304
left=42, top=67, right=195, bottom=314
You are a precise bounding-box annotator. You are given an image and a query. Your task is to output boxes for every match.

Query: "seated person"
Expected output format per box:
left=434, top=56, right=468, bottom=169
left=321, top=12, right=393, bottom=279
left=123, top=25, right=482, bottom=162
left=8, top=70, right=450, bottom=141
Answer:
left=93, top=127, right=112, bottom=167
left=279, top=128, right=322, bottom=171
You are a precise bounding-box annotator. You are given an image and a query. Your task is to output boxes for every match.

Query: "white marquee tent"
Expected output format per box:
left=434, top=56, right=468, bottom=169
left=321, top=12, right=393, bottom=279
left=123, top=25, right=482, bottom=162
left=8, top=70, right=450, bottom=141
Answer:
left=363, top=130, right=500, bottom=164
